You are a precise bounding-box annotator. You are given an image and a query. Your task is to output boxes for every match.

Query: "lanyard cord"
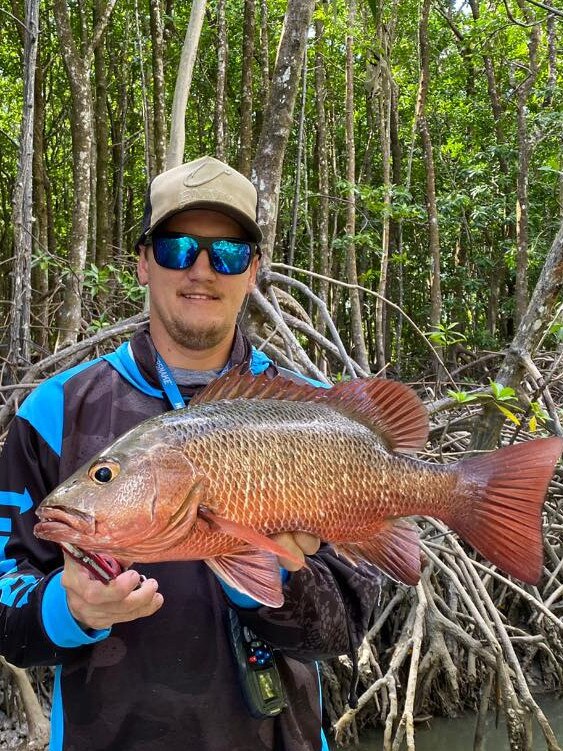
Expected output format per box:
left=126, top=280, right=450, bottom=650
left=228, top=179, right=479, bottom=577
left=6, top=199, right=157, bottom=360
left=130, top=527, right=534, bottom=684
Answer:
left=155, top=354, right=187, bottom=410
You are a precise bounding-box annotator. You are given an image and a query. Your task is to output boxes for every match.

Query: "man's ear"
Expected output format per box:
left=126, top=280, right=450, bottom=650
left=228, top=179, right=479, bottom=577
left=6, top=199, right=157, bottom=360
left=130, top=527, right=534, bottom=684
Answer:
left=137, top=246, right=149, bottom=286
left=246, top=255, right=260, bottom=293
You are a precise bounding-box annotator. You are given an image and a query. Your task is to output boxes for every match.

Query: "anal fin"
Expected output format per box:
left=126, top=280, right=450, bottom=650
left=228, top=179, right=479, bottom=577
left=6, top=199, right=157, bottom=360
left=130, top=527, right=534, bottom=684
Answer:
left=334, top=519, right=421, bottom=585
left=207, top=551, right=284, bottom=608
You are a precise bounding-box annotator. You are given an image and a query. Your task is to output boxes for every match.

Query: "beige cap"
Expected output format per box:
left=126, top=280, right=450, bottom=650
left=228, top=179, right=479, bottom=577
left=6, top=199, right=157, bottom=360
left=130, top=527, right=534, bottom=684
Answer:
left=136, top=156, right=262, bottom=248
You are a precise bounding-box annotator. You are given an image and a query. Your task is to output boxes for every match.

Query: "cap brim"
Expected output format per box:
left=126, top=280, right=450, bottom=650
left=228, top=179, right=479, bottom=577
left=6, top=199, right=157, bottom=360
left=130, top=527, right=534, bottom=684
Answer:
left=136, top=201, right=263, bottom=250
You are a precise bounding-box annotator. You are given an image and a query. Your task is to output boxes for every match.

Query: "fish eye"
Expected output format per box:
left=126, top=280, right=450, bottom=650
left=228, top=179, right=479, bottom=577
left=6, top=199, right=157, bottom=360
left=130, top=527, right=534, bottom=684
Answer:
left=89, top=460, right=120, bottom=485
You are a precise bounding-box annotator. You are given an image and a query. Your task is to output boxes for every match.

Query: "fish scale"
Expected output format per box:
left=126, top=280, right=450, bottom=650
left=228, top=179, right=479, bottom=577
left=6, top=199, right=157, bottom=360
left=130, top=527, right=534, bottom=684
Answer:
left=35, top=365, right=563, bottom=607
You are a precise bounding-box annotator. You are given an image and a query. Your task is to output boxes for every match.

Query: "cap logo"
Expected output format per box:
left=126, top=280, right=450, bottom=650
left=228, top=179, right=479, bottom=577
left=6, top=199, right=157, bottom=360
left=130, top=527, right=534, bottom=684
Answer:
left=183, top=161, right=233, bottom=188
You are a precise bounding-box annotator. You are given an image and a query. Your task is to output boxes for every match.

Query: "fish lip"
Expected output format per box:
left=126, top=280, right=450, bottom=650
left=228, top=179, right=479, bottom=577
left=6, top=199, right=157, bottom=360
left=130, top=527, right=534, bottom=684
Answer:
left=36, top=506, right=96, bottom=535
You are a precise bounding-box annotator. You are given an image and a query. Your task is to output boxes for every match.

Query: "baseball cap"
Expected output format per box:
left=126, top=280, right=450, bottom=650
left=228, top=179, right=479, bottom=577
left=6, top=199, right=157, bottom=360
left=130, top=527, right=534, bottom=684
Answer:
left=136, top=156, right=263, bottom=248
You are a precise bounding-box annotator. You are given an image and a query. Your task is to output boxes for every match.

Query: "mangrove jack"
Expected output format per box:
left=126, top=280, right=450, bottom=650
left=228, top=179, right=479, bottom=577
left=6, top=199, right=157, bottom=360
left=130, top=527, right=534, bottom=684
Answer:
left=34, top=366, right=563, bottom=607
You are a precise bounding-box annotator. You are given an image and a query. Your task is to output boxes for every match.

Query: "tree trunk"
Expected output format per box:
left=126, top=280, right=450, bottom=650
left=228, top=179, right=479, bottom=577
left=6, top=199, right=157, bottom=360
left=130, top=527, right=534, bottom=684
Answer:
left=134, top=0, right=154, bottom=179
left=389, top=78, right=404, bottom=374
left=149, top=0, right=167, bottom=172
left=375, top=17, right=393, bottom=374
left=287, top=47, right=307, bottom=273
left=251, top=0, right=316, bottom=263
left=314, top=6, right=330, bottom=345
left=111, top=19, right=130, bottom=256
left=94, top=0, right=111, bottom=272
left=238, top=0, right=255, bottom=177
left=544, top=13, right=556, bottom=107
left=514, top=1, right=540, bottom=326
left=469, top=1, right=511, bottom=340
left=470, top=219, right=563, bottom=450
left=31, top=41, right=50, bottom=353
left=214, top=0, right=227, bottom=161
left=417, top=0, right=442, bottom=370
left=167, top=0, right=207, bottom=169
left=9, top=0, right=39, bottom=369
left=344, top=0, right=370, bottom=373
left=259, top=0, right=270, bottom=109
left=52, top=0, right=117, bottom=347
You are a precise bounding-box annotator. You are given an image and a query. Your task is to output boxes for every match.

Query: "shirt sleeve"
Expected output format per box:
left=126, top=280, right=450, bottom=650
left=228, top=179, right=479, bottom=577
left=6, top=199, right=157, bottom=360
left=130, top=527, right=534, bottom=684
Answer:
left=231, top=544, right=383, bottom=662
left=0, top=401, right=109, bottom=668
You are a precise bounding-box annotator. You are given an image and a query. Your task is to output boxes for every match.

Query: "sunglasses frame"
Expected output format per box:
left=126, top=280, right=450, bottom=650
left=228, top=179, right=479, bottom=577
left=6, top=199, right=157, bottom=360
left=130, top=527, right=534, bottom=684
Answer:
left=148, top=231, right=261, bottom=275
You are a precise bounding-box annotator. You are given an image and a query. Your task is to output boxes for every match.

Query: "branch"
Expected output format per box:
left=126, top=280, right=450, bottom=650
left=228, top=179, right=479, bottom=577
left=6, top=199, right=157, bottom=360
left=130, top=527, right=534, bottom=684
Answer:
left=393, top=580, right=428, bottom=750
left=280, top=311, right=366, bottom=377
left=250, top=288, right=329, bottom=382
left=52, top=0, right=87, bottom=84
left=0, top=313, right=147, bottom=431
left=435, top=3, right=464, bottom=41
left=0, top=657, right=50, bottom=749
left=89, top=0, right=118, bottom=55
left=334, top=601, right=418, bottom=741
left=268, top=270, right=365, bottom=378
left=250, top=336, right=302, bottom=373
left=467, top=558, right=563, bottom=633
left=0, top=128, right=19, bottom=149
left=523, top=0, right=563, bottom=18
left=271, top=263, right=453, bottom=383
left=0, top=6, right=31, bottom=33
left=520, top=353, right=563, bottom=435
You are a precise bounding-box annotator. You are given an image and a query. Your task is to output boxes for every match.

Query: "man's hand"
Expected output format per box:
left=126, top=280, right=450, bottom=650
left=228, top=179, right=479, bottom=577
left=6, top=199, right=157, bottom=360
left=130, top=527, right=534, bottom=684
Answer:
left=61, top=553, right=164, bottom=631
left=270, top=532, right=321, bottom=571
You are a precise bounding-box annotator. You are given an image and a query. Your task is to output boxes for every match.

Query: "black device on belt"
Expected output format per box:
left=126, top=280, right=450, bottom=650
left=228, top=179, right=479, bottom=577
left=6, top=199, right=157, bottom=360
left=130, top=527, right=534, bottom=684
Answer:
left=226, top=607, right=286, bottom=718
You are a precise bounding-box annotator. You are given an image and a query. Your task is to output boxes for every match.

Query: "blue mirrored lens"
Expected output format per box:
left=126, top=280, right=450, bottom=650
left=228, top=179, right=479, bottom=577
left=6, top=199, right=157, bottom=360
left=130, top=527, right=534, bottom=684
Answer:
left=154, top=235, right=198, bottom=269
left=210, top=240, right=252, bottom=274
left=153, top=235, right=253, bottom=274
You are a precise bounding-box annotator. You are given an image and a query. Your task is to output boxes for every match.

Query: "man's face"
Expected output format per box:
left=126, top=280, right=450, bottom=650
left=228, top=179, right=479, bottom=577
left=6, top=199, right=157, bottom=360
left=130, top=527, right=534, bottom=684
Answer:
left=137, top=209, right=259, bottom=355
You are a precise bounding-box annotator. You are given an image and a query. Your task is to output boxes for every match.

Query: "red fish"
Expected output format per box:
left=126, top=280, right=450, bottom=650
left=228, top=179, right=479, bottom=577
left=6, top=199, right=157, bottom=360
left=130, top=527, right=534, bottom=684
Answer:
left=34, top=367, right=563, bottom=606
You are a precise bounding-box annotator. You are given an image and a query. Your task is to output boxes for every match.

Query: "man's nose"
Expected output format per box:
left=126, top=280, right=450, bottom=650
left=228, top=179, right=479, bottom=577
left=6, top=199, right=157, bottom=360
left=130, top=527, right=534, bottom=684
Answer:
left=186, top=248, right=216, bottom=279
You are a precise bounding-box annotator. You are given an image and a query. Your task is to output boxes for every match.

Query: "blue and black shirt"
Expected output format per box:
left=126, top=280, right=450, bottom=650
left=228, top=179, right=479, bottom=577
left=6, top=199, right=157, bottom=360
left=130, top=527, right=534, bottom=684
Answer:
left=0, top=324, right=381, bottom=751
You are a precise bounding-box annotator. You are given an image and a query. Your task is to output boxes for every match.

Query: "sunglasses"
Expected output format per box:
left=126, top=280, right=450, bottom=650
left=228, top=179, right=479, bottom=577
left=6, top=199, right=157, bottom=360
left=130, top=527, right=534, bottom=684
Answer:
left=150, top=232, right=260, bottom=275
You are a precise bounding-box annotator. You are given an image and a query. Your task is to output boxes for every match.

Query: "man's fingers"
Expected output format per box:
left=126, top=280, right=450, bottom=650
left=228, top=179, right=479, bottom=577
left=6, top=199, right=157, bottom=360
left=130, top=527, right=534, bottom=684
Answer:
left=293, top=531, right=321, bottom=555
left=76, top=581, right=164, bottom=629
left=62, top=563, right=141, bottom=605
left=270, top=532, right=321, bottom=572
left=62, top=553, right=163, bottom=629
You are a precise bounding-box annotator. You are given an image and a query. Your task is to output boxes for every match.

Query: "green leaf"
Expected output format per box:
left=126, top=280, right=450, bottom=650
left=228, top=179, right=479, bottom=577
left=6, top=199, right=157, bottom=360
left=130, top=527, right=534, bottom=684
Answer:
left=489, top=381, right=517, bottom=402
left=447, top=389, right=478, bottom=404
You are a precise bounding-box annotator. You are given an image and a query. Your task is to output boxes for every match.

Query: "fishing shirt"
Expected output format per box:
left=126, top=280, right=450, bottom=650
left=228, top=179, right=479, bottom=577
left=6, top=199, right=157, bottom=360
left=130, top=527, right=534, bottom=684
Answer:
left=0, top=324, right=382, bottom=751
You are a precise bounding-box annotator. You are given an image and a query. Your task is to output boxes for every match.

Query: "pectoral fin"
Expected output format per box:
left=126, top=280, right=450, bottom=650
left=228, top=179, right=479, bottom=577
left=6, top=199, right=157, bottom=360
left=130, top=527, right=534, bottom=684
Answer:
left=198, top=508, right=303, bottom=567
left=206, top=551, right=284, bottom=607
left=334, top=519, right=421, bottom=585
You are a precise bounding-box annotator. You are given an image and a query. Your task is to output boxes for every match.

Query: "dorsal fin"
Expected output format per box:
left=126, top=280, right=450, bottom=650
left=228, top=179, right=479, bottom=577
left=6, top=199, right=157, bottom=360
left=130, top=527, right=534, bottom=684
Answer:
left=190, top=364, right=429, bottom=452
left=190, top=364, right=319, bottom=406
left=322, top=378, right=429, bottom=452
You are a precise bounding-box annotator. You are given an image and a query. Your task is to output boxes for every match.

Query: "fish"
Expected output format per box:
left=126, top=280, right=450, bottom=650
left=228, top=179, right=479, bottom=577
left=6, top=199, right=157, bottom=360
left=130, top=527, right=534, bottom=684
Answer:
left=34, top=366, right=563, bottom=607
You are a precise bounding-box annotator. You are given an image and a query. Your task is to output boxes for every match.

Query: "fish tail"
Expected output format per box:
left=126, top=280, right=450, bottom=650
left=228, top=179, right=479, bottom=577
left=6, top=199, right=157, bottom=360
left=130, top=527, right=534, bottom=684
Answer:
left=449, top=436, right=563, bottom=584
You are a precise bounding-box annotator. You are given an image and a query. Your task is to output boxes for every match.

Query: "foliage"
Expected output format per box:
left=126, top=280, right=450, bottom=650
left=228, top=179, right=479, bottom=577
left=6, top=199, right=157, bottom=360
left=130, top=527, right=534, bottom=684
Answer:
left=1, top=0, right=562, bottom=368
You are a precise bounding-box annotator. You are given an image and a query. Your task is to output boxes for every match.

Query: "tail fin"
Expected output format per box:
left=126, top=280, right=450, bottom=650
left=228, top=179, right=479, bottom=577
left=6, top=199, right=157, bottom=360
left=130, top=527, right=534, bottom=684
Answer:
left=449, top=436, right=563, bottom=584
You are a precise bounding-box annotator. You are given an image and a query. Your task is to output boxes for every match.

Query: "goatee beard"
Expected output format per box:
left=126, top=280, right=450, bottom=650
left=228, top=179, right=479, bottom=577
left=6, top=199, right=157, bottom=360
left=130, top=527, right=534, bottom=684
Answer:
left=168, top=318, right=231, bottom=351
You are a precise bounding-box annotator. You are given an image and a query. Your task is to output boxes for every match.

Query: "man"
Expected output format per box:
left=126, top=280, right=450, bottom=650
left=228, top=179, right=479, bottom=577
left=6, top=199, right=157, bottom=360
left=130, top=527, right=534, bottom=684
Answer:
left=0, top=156, right=381, bottom=751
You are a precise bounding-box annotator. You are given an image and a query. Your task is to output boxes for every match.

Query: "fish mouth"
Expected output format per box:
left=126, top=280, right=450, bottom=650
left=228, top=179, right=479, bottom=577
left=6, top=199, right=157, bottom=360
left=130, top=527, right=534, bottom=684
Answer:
left=34, top=508, right=124, bottom=581
left=35, top=505, right=96, bottom=536
left=35, top=506, right=99, bottom=553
